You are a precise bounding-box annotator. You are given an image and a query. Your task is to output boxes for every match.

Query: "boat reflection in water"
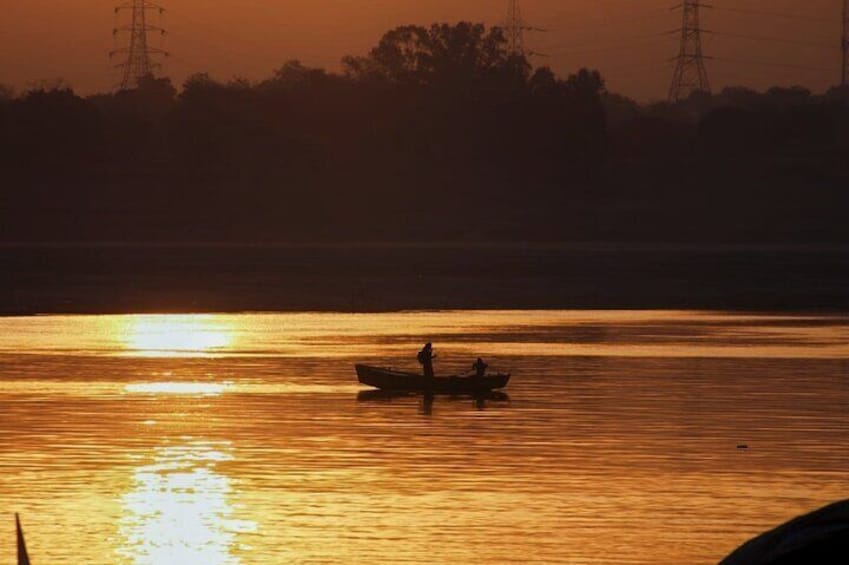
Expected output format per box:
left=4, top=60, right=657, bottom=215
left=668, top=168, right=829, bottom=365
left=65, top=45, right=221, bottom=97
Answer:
left=357, top=389, right=511, bottom=403
left=117, top=440, right=256, bottom=565
left=357, top=389, right=510, bottom=412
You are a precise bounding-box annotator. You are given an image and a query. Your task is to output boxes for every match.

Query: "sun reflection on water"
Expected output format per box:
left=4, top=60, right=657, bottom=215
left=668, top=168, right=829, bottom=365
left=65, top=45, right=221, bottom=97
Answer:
left=118, top=441, right=255, bottom=564
left=121, top=315, right=235, bottom=357
left=124, top=382, right=235, bottom=395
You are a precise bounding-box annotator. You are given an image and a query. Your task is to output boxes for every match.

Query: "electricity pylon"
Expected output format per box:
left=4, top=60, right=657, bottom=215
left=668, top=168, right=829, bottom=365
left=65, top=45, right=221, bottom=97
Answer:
left=111, top=1, right=168, bottom=90
left=669, top=0, right=711, bottom=102
left=842, top=0, right=848, bottom=86
left=506, top=0, right=525, bottom=55
left=505, top=0, right=546, bottom=57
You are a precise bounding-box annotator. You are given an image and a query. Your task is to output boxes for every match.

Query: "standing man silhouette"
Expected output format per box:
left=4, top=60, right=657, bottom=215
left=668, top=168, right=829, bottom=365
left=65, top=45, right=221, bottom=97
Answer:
left=417, top=342, right=436, bottom=379
left=472, top=357, right=488, bottom=377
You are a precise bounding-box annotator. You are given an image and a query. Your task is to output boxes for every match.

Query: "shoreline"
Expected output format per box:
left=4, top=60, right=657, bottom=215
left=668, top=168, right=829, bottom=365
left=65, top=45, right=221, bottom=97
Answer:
left=3, top=243, right=846, bottom=315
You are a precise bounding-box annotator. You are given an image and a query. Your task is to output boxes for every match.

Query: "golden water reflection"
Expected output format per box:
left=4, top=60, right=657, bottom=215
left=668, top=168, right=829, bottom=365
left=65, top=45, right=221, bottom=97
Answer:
left=124, top=382, right=235, bottom=395
left=121, top=315, right=235, bottom=357
left=1, top=311, right=847, bottom=564
left=118, top=441, right=255, bottom=565
left=0, top=311, right=845, bottom=360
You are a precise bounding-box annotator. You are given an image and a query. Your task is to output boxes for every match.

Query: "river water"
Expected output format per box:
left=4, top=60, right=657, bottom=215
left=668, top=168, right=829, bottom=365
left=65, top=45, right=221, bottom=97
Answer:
left=0, top=310, right=847, bottom=564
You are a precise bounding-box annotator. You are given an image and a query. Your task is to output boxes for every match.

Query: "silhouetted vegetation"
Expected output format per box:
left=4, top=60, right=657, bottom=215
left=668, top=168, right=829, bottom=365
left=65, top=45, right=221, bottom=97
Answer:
left=1, top=22, right=847, bottom=243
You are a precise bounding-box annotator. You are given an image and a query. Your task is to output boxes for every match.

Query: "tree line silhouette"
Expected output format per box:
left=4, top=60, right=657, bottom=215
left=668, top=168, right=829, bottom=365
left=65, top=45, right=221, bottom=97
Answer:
left=1, top=22, right=847, bottom=243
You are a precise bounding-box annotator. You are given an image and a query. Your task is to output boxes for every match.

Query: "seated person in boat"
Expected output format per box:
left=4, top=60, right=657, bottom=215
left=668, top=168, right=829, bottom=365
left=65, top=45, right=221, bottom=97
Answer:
left=417, top=342, right=436, bottom=378
left=472, top=357, right=488, bottom=377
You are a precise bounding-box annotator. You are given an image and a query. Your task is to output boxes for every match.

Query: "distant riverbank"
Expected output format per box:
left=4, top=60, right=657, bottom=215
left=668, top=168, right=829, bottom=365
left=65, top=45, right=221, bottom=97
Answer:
left=2, top=242, right=847, bottom=314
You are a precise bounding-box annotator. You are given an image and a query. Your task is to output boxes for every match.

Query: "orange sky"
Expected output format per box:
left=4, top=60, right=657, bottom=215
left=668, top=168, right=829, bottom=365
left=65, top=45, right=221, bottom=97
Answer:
left=1, top=0, right=842, bottom=101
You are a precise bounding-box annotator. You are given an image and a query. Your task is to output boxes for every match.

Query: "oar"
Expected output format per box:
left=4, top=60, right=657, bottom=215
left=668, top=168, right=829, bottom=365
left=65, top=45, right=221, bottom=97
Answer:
left=16, top=513, right=31, bottom=565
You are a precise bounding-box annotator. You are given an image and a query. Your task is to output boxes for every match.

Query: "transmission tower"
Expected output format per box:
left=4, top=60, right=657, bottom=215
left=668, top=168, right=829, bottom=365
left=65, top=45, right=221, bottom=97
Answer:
left=111, top=1, right=168, bottom=90
left=506, top=0, right=526, bottom=55
left=842, top=0, right=848, bottom=86
left=504, top=0, right=546, bottom=57
left=668, top=0, right=711, bottom=102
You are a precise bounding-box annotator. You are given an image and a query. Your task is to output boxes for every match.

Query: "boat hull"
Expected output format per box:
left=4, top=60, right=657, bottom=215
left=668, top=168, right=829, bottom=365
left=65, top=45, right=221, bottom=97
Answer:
left=356, top=364, right=510, bottom=393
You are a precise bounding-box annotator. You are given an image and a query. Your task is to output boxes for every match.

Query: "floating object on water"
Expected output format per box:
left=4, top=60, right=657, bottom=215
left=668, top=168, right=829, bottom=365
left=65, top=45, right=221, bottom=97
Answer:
left=737, top=444, right=749, bottom=449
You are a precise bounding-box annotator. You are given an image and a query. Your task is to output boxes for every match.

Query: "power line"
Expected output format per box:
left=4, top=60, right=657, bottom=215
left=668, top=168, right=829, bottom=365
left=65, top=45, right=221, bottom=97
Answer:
left=545, top=5, right=672, bottom=30
left=712, top=56, right=834, bottom=74
left=602, top=60, right=675, bottom=76
left=710, top=31, right=834, bottom=50
left=715, top=65, right=827, bottom=83
left=546, top=35, right=674, bottom=56
left=712, top=5, right=832, bottom=24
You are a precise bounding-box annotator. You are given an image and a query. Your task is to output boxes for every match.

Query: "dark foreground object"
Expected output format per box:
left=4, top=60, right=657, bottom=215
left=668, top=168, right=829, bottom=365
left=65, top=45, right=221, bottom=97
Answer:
left=16, top=513, right=30, bottom=565
left=356, top=364, right=510, bottom=394
left=719, top=499, right=849, bottom=565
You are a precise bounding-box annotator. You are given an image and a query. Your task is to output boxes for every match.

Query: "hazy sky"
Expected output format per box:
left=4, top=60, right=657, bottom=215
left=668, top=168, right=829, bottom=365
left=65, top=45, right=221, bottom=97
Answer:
left=1, top=1, right=843, bottom=100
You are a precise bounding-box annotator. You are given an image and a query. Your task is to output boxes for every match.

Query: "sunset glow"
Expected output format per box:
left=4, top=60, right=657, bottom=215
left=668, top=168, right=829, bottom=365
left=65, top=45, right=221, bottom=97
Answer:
left=2, top=1, right=841, bottom=100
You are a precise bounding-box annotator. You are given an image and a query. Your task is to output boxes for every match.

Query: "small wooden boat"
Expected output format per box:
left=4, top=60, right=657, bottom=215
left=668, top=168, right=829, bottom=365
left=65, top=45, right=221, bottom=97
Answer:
left=355, top=364, right=510, bottom=394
